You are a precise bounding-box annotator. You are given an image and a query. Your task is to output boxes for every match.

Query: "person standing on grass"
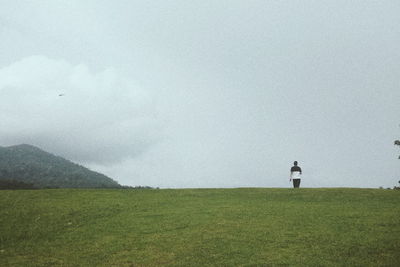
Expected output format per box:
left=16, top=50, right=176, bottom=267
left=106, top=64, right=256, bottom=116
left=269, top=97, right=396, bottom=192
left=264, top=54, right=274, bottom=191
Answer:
left=290, top=161, right=302, bottom=188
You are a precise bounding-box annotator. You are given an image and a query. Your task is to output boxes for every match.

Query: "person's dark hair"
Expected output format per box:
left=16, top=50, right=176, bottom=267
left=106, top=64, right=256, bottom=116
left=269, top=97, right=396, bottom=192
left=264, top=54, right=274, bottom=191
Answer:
left=294, top=161, right=298, bottom=166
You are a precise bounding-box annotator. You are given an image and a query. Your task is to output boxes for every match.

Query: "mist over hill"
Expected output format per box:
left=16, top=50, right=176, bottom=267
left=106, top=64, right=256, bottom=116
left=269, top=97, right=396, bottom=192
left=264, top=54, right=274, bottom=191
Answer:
left=0, top=144, right=121, bottom=188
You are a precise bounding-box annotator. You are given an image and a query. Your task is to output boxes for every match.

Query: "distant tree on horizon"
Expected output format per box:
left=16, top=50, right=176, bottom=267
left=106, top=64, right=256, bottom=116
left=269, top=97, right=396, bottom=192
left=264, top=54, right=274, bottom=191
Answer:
left=395, top=124, right=400, bottom=159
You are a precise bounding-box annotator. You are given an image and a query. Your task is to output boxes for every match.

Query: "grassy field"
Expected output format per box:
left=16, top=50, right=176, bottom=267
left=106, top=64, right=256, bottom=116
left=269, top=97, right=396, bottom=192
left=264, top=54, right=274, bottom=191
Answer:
left=0, top=188, right=399, bottom=266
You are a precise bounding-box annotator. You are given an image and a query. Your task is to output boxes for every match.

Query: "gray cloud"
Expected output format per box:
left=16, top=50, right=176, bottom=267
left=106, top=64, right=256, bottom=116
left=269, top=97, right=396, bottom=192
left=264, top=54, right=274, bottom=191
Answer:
left=1, top=1, right=399, bottom=188
left=0, top=55, right=161, bottom=163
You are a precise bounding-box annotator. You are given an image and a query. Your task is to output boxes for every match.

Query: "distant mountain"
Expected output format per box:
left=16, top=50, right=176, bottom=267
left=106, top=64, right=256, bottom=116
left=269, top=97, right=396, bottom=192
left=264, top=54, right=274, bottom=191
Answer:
left=0, top=144, right=121, bottom=189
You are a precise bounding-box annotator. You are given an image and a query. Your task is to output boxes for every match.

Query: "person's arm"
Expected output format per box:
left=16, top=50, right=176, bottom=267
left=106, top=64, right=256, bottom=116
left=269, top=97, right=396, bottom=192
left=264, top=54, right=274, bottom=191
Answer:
left=299, top=167, right=302, bottom=175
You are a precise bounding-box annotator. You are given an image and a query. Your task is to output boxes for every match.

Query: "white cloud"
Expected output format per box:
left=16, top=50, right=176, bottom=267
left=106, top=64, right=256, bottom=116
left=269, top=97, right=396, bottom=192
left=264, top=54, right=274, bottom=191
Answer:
left=0, top=55, right=161, bottom=163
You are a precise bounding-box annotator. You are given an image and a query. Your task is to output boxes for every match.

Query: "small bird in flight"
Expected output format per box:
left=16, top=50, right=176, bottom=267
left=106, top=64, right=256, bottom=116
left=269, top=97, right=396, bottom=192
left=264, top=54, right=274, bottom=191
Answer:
left=59, top=94, right=65, bottom=97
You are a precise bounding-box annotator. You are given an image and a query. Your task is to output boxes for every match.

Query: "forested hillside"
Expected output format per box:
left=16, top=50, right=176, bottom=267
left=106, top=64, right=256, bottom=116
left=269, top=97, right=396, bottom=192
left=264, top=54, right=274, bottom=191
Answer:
left=0, top=144, right=120, bottom=189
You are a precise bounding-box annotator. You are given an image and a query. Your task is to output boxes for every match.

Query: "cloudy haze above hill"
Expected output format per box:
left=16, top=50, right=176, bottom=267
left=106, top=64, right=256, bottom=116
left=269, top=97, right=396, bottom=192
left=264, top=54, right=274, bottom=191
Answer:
left=0, top=55, right=160, bottom=163
left=1, top=1, right=399, bottom=188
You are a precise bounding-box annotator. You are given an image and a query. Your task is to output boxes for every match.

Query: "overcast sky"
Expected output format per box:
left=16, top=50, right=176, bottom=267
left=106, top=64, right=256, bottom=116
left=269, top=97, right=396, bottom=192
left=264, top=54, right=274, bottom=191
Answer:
left=0, top=0, right=399, bottom=188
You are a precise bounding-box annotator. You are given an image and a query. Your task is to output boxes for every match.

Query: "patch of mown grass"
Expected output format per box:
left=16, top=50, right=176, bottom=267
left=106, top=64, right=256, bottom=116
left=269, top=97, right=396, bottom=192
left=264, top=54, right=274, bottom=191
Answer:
left=0, top=188, right=399, bottom=266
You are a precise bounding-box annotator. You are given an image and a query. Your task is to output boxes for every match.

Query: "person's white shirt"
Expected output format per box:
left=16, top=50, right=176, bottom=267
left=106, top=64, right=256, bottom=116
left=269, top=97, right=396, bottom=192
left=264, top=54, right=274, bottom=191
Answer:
left=291, top=171, right=301, bottom=179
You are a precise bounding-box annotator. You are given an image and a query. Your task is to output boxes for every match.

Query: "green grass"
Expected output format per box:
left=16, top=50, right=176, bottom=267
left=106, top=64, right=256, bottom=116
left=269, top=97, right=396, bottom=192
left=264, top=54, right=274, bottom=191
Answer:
left=0, top=188, right=399, bottom=266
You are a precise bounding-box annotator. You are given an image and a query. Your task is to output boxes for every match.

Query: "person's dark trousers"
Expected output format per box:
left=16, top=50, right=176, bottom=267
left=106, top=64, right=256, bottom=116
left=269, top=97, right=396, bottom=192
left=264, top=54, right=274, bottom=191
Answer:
left=293, top=179, right=301, bottom=188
